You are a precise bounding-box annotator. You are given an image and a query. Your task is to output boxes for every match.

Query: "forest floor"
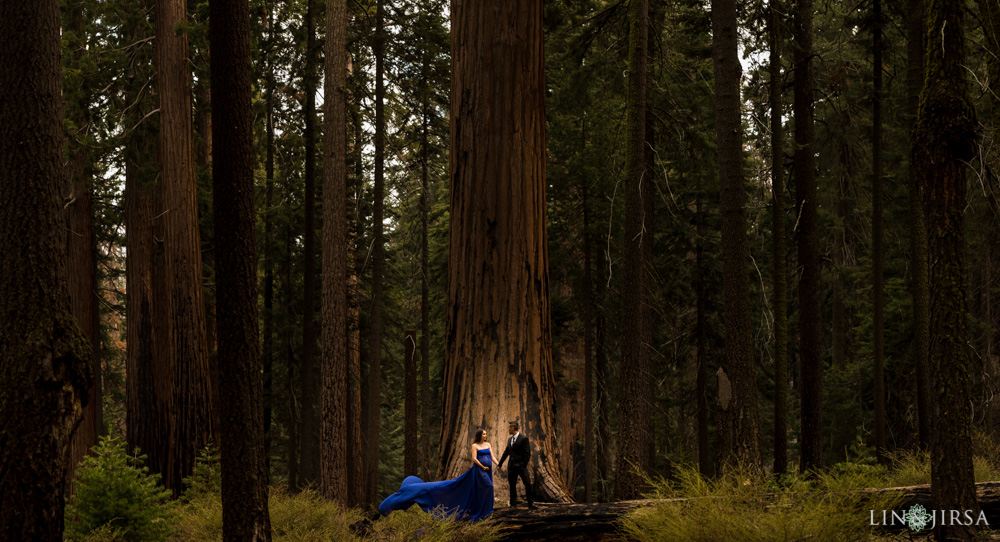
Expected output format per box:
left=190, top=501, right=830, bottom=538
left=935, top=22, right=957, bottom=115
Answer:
left=490, top=482, right=1000, bottom=541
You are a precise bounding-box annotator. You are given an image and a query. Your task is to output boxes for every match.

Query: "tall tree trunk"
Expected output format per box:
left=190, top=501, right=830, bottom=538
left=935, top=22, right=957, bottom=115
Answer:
left=872, top=0, right=886, bottom=465
left=404, top=329, right=419, bottom=476
left=347, top=101, right=365, bottom=507
left=712, top=0, right=762, bottom=473
left=262, top=0, right=276, bottom=476
left=124, top=0, right=161, bottom=474
left=793, top=0, right=822, bottom=474
left=64, top=6, right=103, bottom=491
left=441, top=0, right=571, bottom=503
left=907, top=0, right=932, bottom=452
left=596, top=311, right=611, bottom=502
left=155, top=0, right=215, bottom=492
left=285, top=220, right=299, bottom=491
left=299, top=0, right=320, bottom=487
left=321, top=0, right=349, bottom=503
left=913, top=0, right=980, bottom=539
left=366, top=0, right=387, bottom=504
left=209, top=0, right=271, bottom=536
left=0, top=0, right=92, bottom=535
left=695, top=181, right=711, bottom=477
left=420, top=52, right=433, bottom=484
left=582, top=175, right=595, bottom=503
left=615, top=0, right=651, bottom=501
left=769, top=0, right=789, bottom=476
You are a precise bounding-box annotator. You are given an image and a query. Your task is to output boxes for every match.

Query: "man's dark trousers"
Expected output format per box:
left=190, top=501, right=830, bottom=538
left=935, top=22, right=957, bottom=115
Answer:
left=507, top=465, right=532, bottom=506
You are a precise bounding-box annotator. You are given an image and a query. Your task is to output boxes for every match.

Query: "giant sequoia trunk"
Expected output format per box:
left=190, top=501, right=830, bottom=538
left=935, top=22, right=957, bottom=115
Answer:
left=209, top=0, right=271, bottom=537
left=155, top=0, right=215, bottom=492
left=712, top=0, right=762, bottom=472
left=440, top=0, right=571, bottom=504
left=124, top=0, right=162, bottom=476
left=0, top=0, right=92, bottom=536
left=321, top=0, right=349, bottom=504
left=615, top=0, right=652, bottom=501
left=793, top=0, right=823, bottom=474
left=912, top=0, right=980, bottom=539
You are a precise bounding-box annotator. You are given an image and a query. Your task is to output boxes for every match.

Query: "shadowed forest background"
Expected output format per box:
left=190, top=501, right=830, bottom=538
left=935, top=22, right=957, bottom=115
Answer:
left=3, top=0, right=1000, bottom=539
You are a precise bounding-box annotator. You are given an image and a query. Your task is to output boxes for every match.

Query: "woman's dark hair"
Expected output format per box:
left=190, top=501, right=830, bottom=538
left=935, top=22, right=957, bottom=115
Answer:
left=474, top=429, right=485, bottom=443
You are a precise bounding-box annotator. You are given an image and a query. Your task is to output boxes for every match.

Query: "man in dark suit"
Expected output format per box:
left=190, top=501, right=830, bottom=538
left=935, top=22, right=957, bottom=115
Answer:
left=498, top=420, right=535, bottom=508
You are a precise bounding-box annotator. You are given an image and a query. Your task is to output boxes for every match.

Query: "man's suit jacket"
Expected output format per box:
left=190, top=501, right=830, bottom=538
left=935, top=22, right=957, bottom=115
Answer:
left=499, top=433, right=531, bottom=469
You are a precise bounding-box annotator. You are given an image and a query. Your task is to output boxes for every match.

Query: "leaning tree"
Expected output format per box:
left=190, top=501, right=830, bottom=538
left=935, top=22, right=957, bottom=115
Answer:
left=438, top=0, right=571, bottom=503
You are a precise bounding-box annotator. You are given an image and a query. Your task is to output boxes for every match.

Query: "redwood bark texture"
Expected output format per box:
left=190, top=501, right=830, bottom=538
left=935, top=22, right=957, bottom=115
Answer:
left=441, top=0, right=571, bottom=504
left=321, top=0, right=349, bottom=504
left=913, top=0, right=980, bottom=539
left=712, top=0, right=762, bottom=473
left=155, top=0, right=215, bottom=492
left=793, top=0, right=823, bottom=474
left=615, top=0, right=652, bottom=501
left=0, top=0, right=92, bottom=536
left=209, top=0, right=272, bottom=537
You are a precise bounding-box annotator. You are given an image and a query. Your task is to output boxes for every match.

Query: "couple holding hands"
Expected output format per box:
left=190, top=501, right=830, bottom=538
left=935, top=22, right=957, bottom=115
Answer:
left=378, top=420, right=535, bottom=521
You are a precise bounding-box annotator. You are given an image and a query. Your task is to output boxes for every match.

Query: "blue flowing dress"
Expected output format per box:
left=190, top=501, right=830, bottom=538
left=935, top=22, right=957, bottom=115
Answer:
left=378, top=448, right=494, bottom=521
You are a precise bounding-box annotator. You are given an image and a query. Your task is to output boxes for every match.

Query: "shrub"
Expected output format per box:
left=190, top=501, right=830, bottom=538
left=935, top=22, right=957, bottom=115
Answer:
left=65, top=435, right=176, bottom=542
left=368, top=505, right=503, bottom=542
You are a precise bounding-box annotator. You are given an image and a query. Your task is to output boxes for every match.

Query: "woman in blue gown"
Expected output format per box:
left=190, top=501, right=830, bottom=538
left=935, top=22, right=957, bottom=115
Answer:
left=378, top=429, right=497, bottom=521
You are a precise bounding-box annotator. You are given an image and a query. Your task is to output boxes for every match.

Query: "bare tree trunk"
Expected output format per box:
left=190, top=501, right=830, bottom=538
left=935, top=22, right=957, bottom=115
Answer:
left=420, top=53, right=433, bottom=484
left=582, top=176, right=595, bottom=503
left=615, top=0, right=651, bottom=501
left=321, top=0, right=349, bottom=505
left=64, top=6, right=102, bottom=492
left=209, top=0, right=271, bottom=535
left=872, top=0, right=886, bottom=465
left=913, top=1, right=980, bottom=539
left=366, top=0, right=387, bottom=504
left=695, top=183, right=711, bottom=478
left=404, top=329, right=419, bottom=476
left=262, top=0, right=276, bottom=476
left=596, top=311, right=611, bottom=502
left=712, top=0, right=762, bottom=473
left=441, top=0, right=571, bottom=503
left=347, top=102, right=365, bottom=507
left=155, top=0, right=215, bottom=493
left=285, top=221, right=299, bottom=491
left=299, top=0, right=320, bottom=487
left=793, top=0, right=823, bottom=474
left=980, top=0, right=1000, bottom=441
left=769, top=0, right=789, bottom=476
left=0, top=0, right=92, bottom=534
left=907, top=0, right=932, bottom=452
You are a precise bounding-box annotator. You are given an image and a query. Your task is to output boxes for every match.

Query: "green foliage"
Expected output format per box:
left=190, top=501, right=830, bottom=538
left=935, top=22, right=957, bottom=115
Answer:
left=620, top=465, right=904, bottom=542
left=182, top=443, right=222, bottom=502
left=65, top=436, right=176, bottom=542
